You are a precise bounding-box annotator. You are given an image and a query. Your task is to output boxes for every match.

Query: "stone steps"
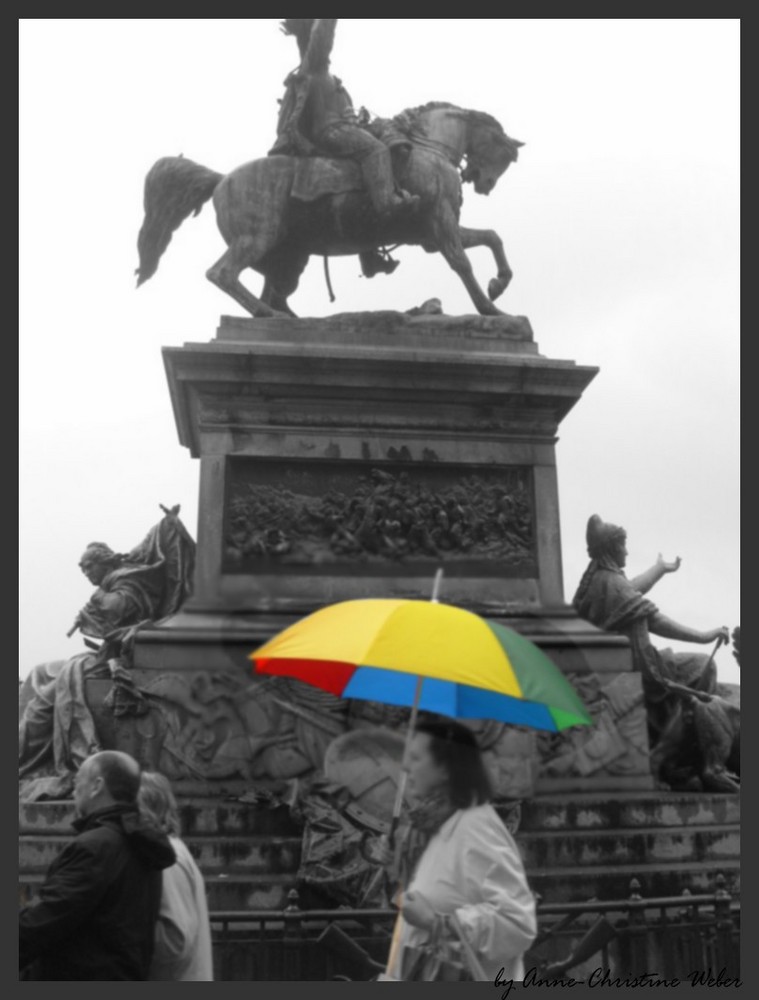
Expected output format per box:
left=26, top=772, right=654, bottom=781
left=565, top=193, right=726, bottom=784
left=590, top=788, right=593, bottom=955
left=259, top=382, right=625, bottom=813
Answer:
left=19, top=834, right=303, bottom=875
left=19, top=791, right=740, bottom=910
left=520, top=823, right=739, bottom=868
left=18, top=799, right=300, bottom=837
left=21, top=860, right=739, bottom=913
left=19, top=821, right=739, bottom=875
left=19, top=798, right=307, bottom=910
left=19, top=870, right=300, bottom=912
left=20, top=791, right=739, bottom=835
left=517, top=791, right=740, bottom=902
left=517, top=791, right=741, bottom=831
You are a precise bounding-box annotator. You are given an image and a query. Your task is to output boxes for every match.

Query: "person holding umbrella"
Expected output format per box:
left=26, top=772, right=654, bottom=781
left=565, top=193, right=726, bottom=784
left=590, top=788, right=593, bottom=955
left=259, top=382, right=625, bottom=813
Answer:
left=383, top=718, right=537, bottom=981
left=249, top=571, right=589, bottom=978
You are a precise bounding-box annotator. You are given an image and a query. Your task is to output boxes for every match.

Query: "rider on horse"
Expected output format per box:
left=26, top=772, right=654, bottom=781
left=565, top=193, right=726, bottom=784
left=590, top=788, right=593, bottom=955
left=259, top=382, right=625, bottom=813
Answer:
left=270, top=19, right=419, bottom=277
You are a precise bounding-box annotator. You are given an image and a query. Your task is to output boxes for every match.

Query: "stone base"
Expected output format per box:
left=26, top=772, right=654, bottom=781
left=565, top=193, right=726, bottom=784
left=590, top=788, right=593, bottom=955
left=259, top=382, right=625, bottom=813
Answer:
left=163, top=312, right=598, bottom=613
left=123, top=605, right=655, bottom=793
left=110, top=312, right=648, bottom=792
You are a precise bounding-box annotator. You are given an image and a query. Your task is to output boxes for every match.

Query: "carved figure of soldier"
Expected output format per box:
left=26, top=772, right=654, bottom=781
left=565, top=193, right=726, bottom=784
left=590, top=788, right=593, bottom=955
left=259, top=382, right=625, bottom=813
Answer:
left=573, top=514, right=737, bottom=792
left=270, top=19, right=420, bottom=226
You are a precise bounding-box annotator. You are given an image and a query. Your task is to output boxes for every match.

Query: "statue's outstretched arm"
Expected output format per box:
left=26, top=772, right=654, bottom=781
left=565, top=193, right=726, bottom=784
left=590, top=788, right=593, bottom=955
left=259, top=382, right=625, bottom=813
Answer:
left=303, top=19, right=338, bottom=75
left=648, top=612, right=729, bottom=646
left=630, top=553, right=681, bottom=595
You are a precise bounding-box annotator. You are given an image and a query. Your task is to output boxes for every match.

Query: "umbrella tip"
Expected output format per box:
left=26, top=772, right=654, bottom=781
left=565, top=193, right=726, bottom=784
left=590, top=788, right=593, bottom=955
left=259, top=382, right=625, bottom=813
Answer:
left=431, top=567, right=444, bottom=603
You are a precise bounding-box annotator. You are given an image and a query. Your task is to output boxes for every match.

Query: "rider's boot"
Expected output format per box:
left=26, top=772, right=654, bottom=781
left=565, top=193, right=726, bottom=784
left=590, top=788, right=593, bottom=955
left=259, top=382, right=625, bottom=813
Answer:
left=359, top=251, right=400, bottom=277
left=361, top=148, right=420, bottom=217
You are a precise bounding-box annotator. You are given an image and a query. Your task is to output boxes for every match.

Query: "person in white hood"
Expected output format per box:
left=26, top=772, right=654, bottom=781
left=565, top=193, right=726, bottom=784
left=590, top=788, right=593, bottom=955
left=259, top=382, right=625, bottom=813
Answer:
left=138, top=771, right=214, bottom=981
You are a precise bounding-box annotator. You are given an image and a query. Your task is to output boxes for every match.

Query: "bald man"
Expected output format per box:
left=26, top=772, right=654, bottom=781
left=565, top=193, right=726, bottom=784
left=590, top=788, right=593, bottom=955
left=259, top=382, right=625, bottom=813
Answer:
left=19, top=751, right=176, bottom=980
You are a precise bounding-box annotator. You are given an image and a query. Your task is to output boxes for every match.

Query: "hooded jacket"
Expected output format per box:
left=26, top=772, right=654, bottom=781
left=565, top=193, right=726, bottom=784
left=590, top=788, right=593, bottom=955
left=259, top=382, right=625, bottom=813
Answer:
left=19, top=803, right=176, bottom=980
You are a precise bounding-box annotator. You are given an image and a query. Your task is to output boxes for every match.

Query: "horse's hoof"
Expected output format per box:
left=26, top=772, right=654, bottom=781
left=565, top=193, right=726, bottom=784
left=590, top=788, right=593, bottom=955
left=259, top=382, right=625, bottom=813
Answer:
left=488, top=277, right=510, bottom=301
left=252, top=306, right=289, bottom=319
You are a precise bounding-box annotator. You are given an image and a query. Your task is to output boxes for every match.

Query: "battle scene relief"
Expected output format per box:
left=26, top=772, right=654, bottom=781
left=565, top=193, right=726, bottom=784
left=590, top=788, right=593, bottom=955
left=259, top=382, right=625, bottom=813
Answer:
left=223, top=461, right=536, bottom=575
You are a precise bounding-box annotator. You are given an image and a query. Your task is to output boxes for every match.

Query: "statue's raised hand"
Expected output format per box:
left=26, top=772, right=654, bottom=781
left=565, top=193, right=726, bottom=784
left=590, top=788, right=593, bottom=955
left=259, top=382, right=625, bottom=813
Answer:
left=710, top=626, right=731, bottom=645
left=66, top=613, right=82, bottom=638
left=657, top=553, right=681, bottom=574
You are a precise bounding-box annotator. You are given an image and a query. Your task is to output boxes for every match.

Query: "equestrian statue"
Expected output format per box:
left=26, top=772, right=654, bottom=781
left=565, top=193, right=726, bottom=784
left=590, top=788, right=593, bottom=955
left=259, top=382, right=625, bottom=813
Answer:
left=136, top=18, right=523, bottom=319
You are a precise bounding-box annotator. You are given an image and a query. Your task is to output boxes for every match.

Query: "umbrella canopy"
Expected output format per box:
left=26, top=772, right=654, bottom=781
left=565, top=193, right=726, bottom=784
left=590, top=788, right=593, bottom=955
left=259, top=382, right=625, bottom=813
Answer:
left=250, top=598, right=592, bottom=732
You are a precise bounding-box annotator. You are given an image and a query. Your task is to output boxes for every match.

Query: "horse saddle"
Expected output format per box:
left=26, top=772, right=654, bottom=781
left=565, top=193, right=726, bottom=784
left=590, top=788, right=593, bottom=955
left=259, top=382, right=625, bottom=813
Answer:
left=290, top=155, right=364, bottom=203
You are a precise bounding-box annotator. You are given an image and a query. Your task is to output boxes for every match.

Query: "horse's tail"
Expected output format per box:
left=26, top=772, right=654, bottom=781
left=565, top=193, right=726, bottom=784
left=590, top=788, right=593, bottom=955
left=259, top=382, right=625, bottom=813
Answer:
left=136, top=156, right=223, bottom=286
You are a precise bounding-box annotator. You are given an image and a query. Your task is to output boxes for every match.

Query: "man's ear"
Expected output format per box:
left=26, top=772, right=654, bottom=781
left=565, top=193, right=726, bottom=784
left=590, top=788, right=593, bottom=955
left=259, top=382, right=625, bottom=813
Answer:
left=90, top=773, right=105, bottom=798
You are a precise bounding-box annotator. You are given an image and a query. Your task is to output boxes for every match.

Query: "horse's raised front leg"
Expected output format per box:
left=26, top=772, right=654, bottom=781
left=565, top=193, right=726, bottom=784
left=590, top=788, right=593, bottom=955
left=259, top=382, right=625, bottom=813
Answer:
left=429, top=205, right=503, bottom=316
left=206, top=237, right=286, bottom=319
left=457, top=226, right=512, bottom=302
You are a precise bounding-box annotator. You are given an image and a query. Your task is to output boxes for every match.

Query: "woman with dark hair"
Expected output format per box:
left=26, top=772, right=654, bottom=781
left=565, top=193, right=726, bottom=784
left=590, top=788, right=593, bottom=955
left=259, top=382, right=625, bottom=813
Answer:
left=388, top=717, right=536, bottom=981
left=138, top=772, right=214, bottom=981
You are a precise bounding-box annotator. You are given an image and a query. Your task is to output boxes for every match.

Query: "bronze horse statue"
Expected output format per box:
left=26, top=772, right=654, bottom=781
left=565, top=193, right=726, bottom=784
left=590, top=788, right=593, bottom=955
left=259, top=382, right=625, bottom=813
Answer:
left=136, top=102, right=523, bottom=318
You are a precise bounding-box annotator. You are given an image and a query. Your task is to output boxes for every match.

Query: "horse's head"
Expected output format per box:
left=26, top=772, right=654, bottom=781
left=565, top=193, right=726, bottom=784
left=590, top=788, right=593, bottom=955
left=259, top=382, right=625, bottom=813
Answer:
left=401, top=103, right=523, bottom=193
left=461, top=112, right=523, bottom=195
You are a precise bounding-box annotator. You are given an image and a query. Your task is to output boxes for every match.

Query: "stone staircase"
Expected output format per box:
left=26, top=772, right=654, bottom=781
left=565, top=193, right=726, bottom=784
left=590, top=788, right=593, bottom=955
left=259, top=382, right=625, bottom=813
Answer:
left=19, top=791, right=739, bottom=911
left=518, top=791, right=740, bottom=903
left=19, top=797, right=303, bottom=911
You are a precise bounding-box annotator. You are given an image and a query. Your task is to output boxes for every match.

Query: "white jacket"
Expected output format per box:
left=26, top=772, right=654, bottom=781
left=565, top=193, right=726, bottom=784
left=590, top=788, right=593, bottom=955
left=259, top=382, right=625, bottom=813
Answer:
left=148, top=835, right=214, bottom=981
left=392, top=803, right=536, bottom=981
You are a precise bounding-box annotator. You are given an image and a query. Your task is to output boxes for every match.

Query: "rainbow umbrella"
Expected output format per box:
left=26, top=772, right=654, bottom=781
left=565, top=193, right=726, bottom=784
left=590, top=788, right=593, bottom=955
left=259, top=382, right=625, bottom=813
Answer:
left=249, top=586, right=592, bottom=733
left=250, top=571, right=591, bottom=824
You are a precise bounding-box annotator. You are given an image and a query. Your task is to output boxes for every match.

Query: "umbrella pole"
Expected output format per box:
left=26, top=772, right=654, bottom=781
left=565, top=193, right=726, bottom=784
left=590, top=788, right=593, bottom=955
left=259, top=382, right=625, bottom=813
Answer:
left=388, top=566, right=443, bottom=837
left=431, top=566, right=443, bottom=603
left=381, top=673, right=424, bottom=979
left=381, top=568, right=443, bottom=979
left=388, top=675, right=424, bottom=840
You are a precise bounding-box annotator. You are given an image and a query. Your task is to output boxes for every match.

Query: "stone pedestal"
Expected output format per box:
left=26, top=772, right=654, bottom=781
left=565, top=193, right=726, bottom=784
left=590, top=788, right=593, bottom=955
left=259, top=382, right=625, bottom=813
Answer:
left=127, top=311, right=654, bottom=793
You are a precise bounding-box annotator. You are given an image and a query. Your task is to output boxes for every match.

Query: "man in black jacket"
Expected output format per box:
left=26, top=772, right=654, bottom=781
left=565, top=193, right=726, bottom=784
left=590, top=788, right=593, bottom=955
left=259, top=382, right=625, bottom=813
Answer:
left=19, top=750, right=176, bottom=980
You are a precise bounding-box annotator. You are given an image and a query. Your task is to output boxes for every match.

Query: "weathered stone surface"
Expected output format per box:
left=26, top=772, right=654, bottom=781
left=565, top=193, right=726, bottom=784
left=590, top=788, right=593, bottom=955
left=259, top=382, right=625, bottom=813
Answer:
left=137, top=100, right=524, bottom=320
left=20, top=791, right=739, bottom=910
left=483, top=727, right=538, bottom=800
left=520, top=791, right=741, bottom=831
left=216, top=311, right=537, bottom=349
left=536, top=670, right=651, bottom=790
left=518, top=791, right=740, bottom=903
left=520, top=825, right=739, bottom=869
left=87, top=672, right=349, bottom=785
left=223, top=461, right=536, bottom=574
left=158, top=313, right=597, bottom=620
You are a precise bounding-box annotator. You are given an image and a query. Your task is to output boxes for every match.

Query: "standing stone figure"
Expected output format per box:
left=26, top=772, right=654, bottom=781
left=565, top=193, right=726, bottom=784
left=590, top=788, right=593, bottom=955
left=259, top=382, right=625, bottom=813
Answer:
left=19, top=508, right=195, bottom=800
left=573, top=514, right=737, bottom=792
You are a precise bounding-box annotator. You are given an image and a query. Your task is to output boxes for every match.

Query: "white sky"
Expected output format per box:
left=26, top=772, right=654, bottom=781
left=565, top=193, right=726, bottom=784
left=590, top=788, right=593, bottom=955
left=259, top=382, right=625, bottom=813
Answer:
left=19, top=19, right=739, bottom=683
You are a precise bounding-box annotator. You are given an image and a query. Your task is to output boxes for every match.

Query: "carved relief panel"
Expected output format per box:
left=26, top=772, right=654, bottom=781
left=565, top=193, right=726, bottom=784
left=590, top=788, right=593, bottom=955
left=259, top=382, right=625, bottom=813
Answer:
left=223, top=458, right=537, bottom=576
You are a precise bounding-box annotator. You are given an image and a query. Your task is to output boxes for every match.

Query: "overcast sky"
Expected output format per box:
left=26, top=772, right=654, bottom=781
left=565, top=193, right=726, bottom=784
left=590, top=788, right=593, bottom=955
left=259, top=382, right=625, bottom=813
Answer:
left=19, top=19, right=739, bottom=683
